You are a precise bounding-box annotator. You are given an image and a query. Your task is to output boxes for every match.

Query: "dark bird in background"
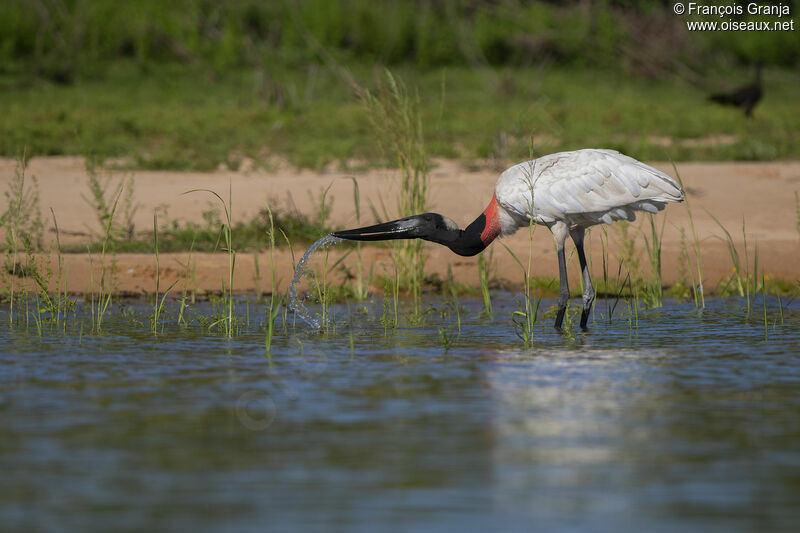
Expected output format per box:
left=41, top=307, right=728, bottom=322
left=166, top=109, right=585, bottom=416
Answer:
left=709, top=61, right=764, bottom=117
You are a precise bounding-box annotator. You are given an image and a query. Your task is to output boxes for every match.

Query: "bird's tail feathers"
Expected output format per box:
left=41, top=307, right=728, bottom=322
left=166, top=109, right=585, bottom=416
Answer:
left=709, top=93, right=734, bottom=105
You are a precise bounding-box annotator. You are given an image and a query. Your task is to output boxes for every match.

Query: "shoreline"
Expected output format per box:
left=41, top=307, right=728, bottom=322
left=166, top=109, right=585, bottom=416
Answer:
left=1, top=156, right=799, bottom=296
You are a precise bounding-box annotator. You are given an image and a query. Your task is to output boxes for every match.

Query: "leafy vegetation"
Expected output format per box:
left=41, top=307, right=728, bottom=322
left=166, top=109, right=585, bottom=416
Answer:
left=1, top=1, right=798, bottom=170
left=2, top=0, right=797, bottom=78
left=2, top=63, right=798, bottom=171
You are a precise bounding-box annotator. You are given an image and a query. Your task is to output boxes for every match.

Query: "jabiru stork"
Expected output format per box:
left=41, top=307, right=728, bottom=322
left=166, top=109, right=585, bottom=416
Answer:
left=333, top=149, right=684, bottom=331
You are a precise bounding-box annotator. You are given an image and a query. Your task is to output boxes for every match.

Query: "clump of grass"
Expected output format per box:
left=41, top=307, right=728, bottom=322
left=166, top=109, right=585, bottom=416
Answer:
left=49, top=208, right=72, bottom=330
left=709, top=213, right=766, bottom=318
left=379, top=265, right=400, bottom=332
left=669, top=227, right=695, bottom=301
left=2, top=154, right=45, bottom=325
left=478, top=250, right=493, bottom=318
left=88, top=191, right=121, bottom=333
left=83, top=159, right=137, bottom=242
left=360, top=70, right=428, bottom=315
left=614, top=221, right=641, bottom=286
left=610, top=218, right=665, bottom=309
left=504, top=240, right=541, bottom=347
left=264, top=205, right=282, bottom=354
left=762, top=274, right=768, bottom=341
left=186, top=183, right=237, bottom=337
left=349, top=177, right=372, bottom=301
left=2, top=154, right=44, bottom=252
left=438, top=327, right=454, bottom=351
left=506, top=155, right=544, bottom=345
left=78, top=200, right=332, bottom=254
left=445, top=265, right=463, bottom=333
left=151, top=213, right=178, bottom=335
left=708, top=211, right=746, bottom=298
left=795, top=191, right=800, bottom=241
left=642, top=214, right=666, bottom=308
left=674, top=165, right=704, bottom=308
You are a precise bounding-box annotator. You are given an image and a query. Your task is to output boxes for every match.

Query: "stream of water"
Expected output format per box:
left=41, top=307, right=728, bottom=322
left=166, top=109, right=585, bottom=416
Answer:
left=288, top=234, right=343, bottom=329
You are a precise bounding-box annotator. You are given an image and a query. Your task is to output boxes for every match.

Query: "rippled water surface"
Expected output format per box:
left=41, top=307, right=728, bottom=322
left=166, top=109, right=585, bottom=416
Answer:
left=2, top=295, right=800, bottom=532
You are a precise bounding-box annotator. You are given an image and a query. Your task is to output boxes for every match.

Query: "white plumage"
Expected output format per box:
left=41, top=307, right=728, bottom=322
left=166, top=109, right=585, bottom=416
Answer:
left=494, top=149, right=683, bottom=235
left=490, top=149, right=683, bottom=330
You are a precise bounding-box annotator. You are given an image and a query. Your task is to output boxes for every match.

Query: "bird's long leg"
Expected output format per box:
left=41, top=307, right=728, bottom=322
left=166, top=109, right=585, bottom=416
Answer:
left=570, top=228, right=595, bottom=330
left=552, top=222, right=570, bottom=331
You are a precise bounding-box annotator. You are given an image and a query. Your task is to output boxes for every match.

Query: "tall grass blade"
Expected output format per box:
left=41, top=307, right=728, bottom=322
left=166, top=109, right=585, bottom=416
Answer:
left=673, top=164, right=704, bottom=308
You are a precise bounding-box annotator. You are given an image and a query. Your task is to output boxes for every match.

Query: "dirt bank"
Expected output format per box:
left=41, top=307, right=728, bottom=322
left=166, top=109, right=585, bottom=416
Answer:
left=2, top=156, right=799, bottom=295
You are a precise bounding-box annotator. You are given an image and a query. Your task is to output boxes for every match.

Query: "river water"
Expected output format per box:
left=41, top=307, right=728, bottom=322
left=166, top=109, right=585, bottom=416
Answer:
left=2, top=295, right=799, bottom=531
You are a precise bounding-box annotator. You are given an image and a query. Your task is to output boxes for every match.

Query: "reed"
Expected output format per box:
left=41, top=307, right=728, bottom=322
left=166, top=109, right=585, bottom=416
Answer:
left=748, top=236, right=757, bottom=318
left=4, top=154, right=44, bottom=325
left=762, top=274, right=768, bottom=341
left=615, top=221, right=641, bottom=290
left=89, top=192, right=121, bottom=333
left=478, top=249, right=493, bottom=319
left=349, top=177, right=372, bottom=301
left=264, top=205, right=282, bottom=354
left=504, top=241, right=541, bottom=347
left=673, top=164, right=704, bottom=308
left=50, top=208, right=72, bottom=330
left=507, top=156, right=545, bottom=345
left=599, top=226, right=612, bottom=319
left=380, top=264, right=400, bottom=332
left=253, top=251, right=262, bottom=299
left=642, top=214, right=666, bottom=308
left=795, top=191, right=800, bottom=240
left=312, top=247, right=332, bottom=330
left=708, top=213, right=768, bottom=319
left=84, top=159, right=136, bottom=242
left=438, top=327, right=454, bottom=351
left=360, top=70, right=428, bottom=314
left=446, top=265, right=462, bottom=333
left=708, top=211, right=744, bottom=297
left=186, top=183, right=237, bottom=337
left=176, top=238, right=196, bottom=327
left=151, top=213, right=178, bottom=335
left=673, top=226, right=695, bottom=302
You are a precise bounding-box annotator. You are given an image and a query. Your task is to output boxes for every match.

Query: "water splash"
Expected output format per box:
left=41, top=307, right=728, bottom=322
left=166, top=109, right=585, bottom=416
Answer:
left=289, top=234, right=343, bottom=329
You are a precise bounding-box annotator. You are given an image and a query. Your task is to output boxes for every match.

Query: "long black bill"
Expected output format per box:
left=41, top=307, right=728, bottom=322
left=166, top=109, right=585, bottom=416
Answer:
left=332, top=212, right=487, bottom=257
left=332, top=215, right=430, bottom=242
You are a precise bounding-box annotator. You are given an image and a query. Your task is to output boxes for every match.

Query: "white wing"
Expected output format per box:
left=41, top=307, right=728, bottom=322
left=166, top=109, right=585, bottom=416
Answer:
left=495, top=149, right=683, bottom=227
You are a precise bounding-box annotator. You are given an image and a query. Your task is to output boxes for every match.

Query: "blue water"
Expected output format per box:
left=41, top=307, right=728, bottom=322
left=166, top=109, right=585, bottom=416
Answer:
left=2, top=295, right=799, bottom=532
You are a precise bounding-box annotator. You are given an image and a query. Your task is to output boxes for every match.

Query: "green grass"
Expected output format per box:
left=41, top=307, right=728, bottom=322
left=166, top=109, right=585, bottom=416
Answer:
left=2, top=63, right=799, bottom=171
left=186, top=185, right=238, bottom=337
left=62, top=200, right=332, bottom=254
left=360, top=70, right=429, bottom=314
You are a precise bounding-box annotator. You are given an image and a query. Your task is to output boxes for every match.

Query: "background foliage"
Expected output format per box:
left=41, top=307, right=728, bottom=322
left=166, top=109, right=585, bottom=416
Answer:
left=1, top=0, right=797, bottom=169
